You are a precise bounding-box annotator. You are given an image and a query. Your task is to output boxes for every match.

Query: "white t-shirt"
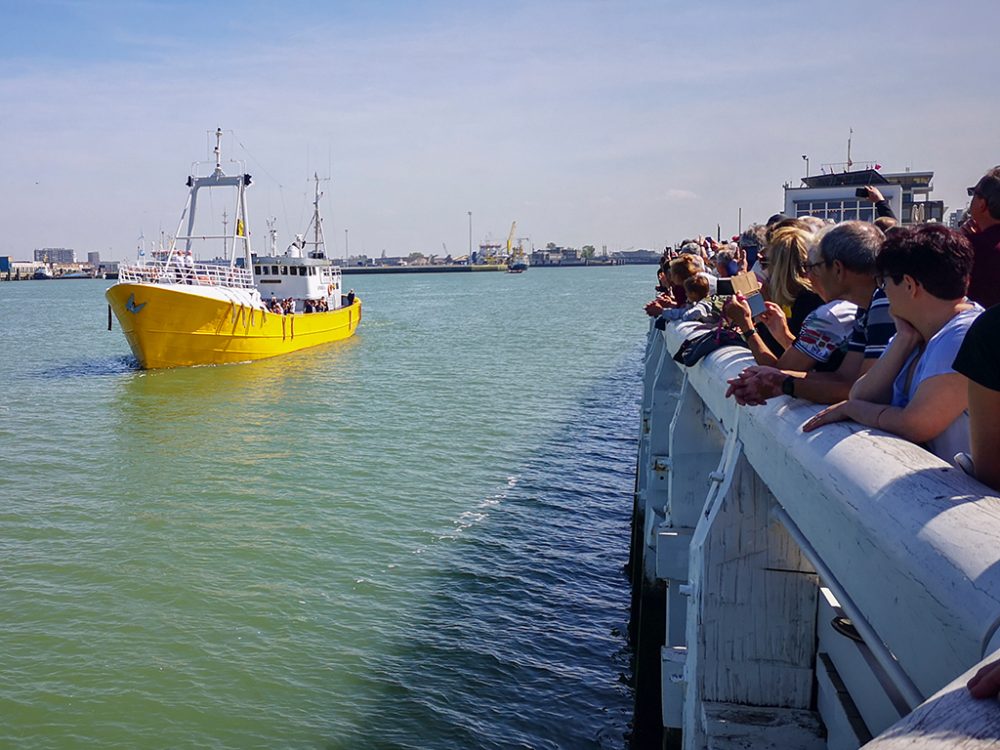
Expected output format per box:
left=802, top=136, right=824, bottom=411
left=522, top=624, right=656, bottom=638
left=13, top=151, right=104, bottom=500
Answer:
left=890, top=305, right=983, bottom=464
left=793, top=300, right=859, bottom=363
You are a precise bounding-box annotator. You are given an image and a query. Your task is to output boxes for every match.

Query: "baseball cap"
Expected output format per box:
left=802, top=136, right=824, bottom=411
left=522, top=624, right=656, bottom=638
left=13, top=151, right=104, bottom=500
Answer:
left=969, top=168, right=1000, bottom=199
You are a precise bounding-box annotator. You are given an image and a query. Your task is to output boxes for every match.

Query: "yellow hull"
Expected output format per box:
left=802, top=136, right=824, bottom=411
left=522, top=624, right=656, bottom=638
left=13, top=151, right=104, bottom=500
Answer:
left=106, top=283, right=361, bottom=369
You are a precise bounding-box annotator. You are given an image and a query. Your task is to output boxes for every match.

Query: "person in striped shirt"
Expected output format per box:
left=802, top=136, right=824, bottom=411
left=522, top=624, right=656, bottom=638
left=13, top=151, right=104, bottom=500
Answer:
left=725, top=221, right=893, bottom=406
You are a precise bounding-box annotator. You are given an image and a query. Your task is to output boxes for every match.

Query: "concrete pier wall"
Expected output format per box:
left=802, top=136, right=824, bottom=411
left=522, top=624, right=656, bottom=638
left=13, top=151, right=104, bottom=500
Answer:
left=631, top=321, right=1000, bottom=749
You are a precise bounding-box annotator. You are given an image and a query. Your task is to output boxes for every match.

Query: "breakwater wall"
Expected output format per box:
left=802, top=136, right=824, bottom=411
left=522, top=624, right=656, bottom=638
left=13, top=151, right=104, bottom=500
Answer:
left=341, top=264, right=506, bottom=274
left=340, top=261, right=637, bottom=274
left=630, top=320, right=1000, bottom=749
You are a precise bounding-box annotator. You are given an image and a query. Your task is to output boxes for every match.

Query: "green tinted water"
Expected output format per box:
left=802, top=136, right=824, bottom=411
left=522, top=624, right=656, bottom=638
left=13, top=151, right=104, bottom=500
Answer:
left=0, top=267, right=652, bottom=748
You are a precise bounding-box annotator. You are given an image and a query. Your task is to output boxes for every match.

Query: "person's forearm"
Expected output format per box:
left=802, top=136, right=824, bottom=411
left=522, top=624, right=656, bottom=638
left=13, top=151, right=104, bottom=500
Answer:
left=745, top=330, right=778, bottom=366
left=659, top=307, right=687, bottom=321
left=875, top=199, right=896, bottom=220
left=855, top=398, right=955, bottom=445
left=969, top=382, right=1000, bottom=493
left=681, top=305, right=710, bottom=322
left=784, top=369, right=853, bottom=404
left=846, top=399, right=899, bottom=431
left=769, top=324, right=795, bottom=350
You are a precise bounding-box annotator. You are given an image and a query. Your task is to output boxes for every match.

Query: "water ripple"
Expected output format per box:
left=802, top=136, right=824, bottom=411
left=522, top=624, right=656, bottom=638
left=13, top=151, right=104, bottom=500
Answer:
left=0, top=268, right=652, bottom=749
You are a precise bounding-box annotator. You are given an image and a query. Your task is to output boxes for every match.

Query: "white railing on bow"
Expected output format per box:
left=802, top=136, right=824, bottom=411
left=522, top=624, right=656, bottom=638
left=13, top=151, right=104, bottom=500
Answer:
left=117, top=260, right=255, bottom=289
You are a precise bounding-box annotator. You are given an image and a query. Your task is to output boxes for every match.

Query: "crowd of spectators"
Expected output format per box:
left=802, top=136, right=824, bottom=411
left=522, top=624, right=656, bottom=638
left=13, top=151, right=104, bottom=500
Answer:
left=645, top=165, right=1000, bottom=500
left=266, top=295, right=340, bottom=314
left=303, top=297, right=331, bottom=313
left=266, top=296, right=296, bottom=314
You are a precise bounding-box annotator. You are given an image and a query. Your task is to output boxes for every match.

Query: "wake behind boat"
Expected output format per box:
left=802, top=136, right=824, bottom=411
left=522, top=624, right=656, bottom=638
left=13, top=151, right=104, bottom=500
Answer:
left=106, top=129, right=361, bottom=369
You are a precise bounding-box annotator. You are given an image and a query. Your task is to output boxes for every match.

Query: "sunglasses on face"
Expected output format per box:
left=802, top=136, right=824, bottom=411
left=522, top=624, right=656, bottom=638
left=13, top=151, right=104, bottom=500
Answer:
left=876, top=274, right=903, bottom=289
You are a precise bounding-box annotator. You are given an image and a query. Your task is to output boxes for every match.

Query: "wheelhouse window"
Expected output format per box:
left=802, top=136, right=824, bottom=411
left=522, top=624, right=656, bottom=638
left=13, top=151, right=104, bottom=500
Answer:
left=794, top=199, right=877, bottom=224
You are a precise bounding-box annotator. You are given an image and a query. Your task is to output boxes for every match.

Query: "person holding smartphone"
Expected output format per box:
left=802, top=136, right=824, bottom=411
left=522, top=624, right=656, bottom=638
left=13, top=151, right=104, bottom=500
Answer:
left=857, top=185, right=897, bottom=220
left=725, top=226, right=859, bottom=373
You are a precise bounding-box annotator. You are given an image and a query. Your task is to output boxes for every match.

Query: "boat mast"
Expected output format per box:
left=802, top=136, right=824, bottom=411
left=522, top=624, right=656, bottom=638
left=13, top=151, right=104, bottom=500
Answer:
left=213, top=126, right=223, bottom=176
left=314, top=174, right=321, bottom=255
left=266, top=217, right=278, bottom=256
left=170, top=128, right=255, bottom=279
left=302, top=172, right=329, bottom=258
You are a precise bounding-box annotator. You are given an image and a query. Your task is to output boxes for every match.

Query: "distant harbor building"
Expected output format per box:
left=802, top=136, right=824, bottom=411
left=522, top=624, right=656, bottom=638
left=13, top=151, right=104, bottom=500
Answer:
left=948, top=208, right=967, bottom=230
left=530, top=244, right=589, bottom=266
left=529, top=250, right=549, bottom=266
left=783, top=166, right=944, bottom=226
left=88, top=251, right=101, bottom=266
left=612, top=248, right=661, bottom=264
left=35, top=247, right=76, bottom=263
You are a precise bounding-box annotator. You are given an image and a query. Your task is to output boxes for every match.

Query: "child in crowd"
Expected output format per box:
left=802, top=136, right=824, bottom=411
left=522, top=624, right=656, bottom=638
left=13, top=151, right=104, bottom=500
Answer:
left=655, top=275, right=724, bottom=328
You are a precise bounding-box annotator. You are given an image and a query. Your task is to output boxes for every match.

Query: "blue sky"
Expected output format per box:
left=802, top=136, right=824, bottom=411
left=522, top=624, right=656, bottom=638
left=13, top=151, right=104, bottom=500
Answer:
left=1, top=0, right=996, bottom=260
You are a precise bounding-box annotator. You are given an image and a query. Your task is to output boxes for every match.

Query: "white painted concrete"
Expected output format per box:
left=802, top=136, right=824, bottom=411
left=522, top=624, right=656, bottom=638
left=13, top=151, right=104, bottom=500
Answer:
left=634, top=320, right=1000, bottom=748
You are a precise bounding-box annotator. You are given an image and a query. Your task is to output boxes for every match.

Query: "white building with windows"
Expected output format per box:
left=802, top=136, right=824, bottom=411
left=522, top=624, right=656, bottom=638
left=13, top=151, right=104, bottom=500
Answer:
left=783, top=167, right=944, bottom=226
left=784, top=183, right=903, bottom=223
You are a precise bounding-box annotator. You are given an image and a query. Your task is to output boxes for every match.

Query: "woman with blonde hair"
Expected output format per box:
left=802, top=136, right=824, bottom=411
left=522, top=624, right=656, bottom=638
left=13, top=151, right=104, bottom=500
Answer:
left=761, top=226, right=822, bottom=337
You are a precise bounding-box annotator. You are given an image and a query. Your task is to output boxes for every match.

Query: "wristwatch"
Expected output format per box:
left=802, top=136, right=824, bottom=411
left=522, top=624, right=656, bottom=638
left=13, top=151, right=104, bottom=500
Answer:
left=781, top=376, right=796, bottom=397
left=741, top=328, right=758, bottom=343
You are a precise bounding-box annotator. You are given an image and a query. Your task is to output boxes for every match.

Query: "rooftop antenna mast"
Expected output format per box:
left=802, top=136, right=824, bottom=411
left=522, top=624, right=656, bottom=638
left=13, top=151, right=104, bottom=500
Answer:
left=847, top=127, right=854, bottom=170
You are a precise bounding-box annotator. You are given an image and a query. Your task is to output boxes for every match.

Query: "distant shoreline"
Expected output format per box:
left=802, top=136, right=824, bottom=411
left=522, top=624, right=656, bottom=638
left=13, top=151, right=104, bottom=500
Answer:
left=0, top=260, right=658, bottom=282
left=341, top=261, right=655, bottom=275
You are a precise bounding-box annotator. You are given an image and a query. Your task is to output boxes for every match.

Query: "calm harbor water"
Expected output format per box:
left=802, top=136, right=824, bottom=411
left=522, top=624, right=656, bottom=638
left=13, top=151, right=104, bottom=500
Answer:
left=0, top=266, right=652, bottom=749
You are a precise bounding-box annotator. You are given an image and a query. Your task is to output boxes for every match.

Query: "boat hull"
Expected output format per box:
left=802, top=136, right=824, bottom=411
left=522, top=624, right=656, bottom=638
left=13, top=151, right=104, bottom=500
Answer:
left=106, top=283, right=361, bottom=369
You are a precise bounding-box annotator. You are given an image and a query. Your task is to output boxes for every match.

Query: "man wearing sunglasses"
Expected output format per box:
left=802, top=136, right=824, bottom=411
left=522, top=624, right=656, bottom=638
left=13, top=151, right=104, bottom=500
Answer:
left=964, top=166, right=1000, bottom=309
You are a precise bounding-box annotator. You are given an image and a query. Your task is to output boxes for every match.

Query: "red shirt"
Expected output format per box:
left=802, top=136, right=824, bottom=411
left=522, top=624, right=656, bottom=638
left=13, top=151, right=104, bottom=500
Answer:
left=965, top=223, right=1000, bottom=309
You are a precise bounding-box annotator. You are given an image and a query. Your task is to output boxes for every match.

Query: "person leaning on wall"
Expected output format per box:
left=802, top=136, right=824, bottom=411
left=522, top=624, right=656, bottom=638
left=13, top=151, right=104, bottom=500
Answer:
left=953, top=303, right=1000, bottom=492
left=802, top=224, right=982, bottom=467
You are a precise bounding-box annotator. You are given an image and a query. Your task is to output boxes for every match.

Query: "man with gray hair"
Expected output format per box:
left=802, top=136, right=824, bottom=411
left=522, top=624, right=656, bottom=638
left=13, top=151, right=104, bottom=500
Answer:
left=726, top=221, right=894, bottom=406
left=965, top=166, right=1000, bottom=309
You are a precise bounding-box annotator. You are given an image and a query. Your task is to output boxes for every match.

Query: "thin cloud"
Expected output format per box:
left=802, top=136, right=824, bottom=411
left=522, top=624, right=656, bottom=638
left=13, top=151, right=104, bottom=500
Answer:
left=0, top=0, right=997, bottom=258
left=662, top=189, right=699, bottom=202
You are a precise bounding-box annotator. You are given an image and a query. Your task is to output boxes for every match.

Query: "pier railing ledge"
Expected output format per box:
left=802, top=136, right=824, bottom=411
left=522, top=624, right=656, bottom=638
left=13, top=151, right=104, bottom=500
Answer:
left=631, top=321, right=1000, bottom=749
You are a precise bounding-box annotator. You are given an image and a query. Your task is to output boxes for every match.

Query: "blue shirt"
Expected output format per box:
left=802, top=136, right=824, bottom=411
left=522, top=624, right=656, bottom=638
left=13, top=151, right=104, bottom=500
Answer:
left=891, top=305, right=983, bottom=464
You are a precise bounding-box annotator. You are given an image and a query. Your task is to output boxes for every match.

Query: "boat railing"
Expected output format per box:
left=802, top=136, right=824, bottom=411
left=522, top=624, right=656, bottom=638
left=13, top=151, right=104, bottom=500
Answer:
left=632, top=319, right=1000, bottom=749
left=118, top=260, right=255, bottom=289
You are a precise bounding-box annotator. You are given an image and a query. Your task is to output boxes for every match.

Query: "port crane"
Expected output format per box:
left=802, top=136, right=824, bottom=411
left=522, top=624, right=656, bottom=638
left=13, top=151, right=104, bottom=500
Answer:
left=506, top=222, right=529, bottom=268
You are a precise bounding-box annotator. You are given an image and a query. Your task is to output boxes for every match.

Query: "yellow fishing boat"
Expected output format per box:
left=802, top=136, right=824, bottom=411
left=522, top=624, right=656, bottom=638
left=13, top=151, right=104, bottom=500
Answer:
left=107, top=129, right=361, bottom=369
